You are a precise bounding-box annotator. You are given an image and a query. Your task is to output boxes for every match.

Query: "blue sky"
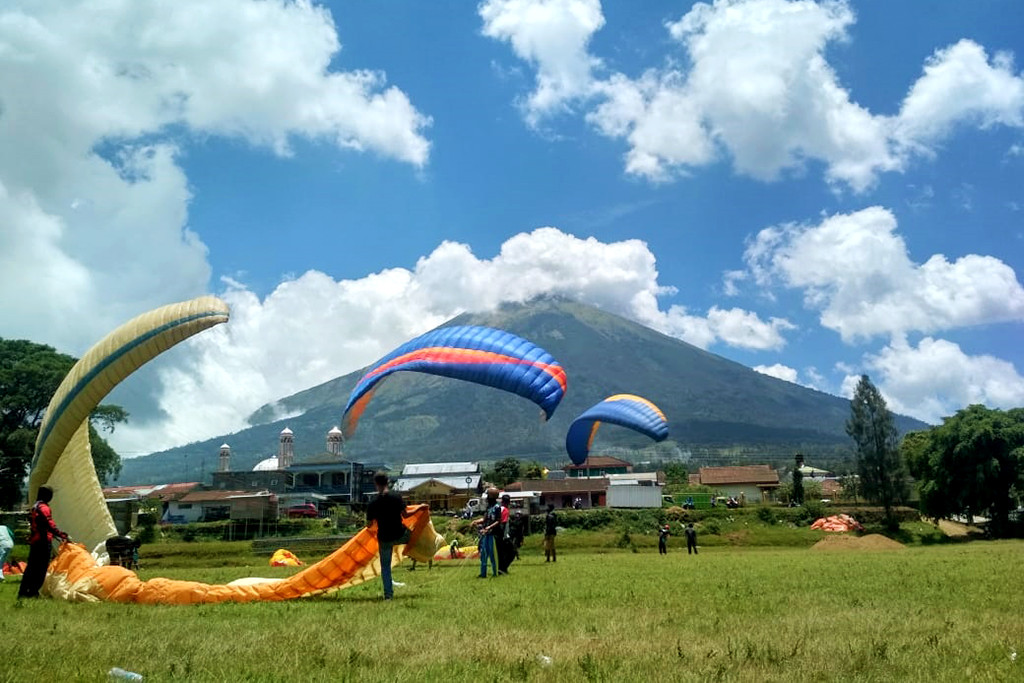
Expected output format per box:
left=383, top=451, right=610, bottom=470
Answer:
left=1, top=0, right=1022, bottom=457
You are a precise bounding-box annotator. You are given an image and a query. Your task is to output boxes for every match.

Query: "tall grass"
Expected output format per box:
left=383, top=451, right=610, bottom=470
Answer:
left=2, top=539, right=1022, bottom=681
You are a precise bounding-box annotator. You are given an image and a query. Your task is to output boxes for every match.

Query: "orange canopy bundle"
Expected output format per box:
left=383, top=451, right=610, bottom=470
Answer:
left=43, top=506, right=443, bottom=604
left=810, top=514, right=863, bottom=532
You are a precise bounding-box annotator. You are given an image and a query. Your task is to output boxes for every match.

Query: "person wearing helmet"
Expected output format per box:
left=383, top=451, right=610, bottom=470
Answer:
left=472, top=488, right=501, bottom=578
left=658, top=524, right=670, bottom=555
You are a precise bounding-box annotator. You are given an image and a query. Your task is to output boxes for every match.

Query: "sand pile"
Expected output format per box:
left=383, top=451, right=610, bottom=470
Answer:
left=811, top=533, right=905, bottom=551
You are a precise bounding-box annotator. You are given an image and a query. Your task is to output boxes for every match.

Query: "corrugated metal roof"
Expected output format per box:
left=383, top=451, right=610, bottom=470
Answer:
left=178, top=490, right=274, bottom=503
left=506, top=478, right=609, bottom=493
left=394, top=474, right=480, bottom=492
left=401, top=462, right=479, bottom=476
left=564, top=456, right=632, bottom=470
left=696, top=465, right=779, bottom=486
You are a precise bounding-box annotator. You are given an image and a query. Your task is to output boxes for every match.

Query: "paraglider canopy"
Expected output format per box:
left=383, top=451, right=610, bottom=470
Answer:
left=565, top=394, right=668, bottom=465
left=342, top=325, right=567, bottom=437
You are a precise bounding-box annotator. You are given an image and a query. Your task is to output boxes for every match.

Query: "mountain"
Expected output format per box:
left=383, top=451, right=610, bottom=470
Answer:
left=117, top=298, right=928, bottom=484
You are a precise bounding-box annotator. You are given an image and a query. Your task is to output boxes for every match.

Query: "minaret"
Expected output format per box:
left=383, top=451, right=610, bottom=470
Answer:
left=279, top=427, right=294, bottom=469
left=327, top=426, right=343, bottom=456
left=219, top=444, right=231, bottom=472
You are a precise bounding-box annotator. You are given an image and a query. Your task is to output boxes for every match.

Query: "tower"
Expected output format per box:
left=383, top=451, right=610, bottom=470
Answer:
left=279, top=427, right=294, bottom=469
left=218, top=443, right=231, bottom=472
left=327, top=426, right=343, bottom=456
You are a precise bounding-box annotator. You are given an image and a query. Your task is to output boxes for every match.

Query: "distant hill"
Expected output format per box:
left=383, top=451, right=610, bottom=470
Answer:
left=117, top=297, right=928, bottom=485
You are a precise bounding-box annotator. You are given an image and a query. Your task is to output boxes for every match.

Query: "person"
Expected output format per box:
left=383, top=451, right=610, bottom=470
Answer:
left=0, top=524, right=13, bottom=581
left=365, top=473, right=413, bottom=600
left=658, top=524, right=670, bottom=555
left=544, top=503, right=557, bottom=563
left=510, top=508, right=526, bottom=559
left=448, top=538, right=460, bottom=559
left=18, top=486, right=70, bottom=599
left=496, top=494, right=516, bottom=575
left=685, top=523, right=698, bottom=555
left=472, top=488, right=501, bottom=578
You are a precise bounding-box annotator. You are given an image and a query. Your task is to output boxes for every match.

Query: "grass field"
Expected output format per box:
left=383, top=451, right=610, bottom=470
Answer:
left=2, top=534, right=1022, bottom=682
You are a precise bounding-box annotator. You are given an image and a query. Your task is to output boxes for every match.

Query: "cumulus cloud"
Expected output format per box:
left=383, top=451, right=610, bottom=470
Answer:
left=843, top=336, right=1024, bottom=424
left=0, top=0, right=431, bottom=352
left=479, top=0, right=605, bottom=125
left=485, top=0, right=1024, bottom=190
left=743, top=206, right=1024, bottom=341
left=110, top=228, right=792, bottom=454
left=754, top=363, right=799, bottom=383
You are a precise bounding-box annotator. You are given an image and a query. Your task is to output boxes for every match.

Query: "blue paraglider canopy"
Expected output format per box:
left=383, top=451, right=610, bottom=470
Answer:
left=565, top=394, right=668, bottom=465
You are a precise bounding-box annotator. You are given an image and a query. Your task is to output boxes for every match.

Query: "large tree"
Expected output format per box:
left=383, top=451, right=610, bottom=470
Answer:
left=846, top=375, right=907, bottom=525
left=0, top=338, right=127, bottom=508
left=905, top=405, right=1024, bottom=536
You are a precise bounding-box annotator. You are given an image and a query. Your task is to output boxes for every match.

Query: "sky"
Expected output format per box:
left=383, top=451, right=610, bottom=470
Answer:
left=1, top=0, right=1023, bottom=458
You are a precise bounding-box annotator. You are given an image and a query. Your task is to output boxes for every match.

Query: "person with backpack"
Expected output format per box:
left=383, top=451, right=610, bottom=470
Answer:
left=473, top=488, right=501, bottom=578
left=18, top=486, right=69, bottom=599
left=544, top=504, right=558, bottom=563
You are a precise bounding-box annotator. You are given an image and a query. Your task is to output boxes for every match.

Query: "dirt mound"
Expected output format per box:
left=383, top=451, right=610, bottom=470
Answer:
left=811, top=533, right=905, bottom=551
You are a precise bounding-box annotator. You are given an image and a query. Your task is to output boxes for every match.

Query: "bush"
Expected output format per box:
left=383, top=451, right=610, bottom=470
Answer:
left=701, top=519, right=721, bottom=535
left=756, top=506, right=777, bottom=524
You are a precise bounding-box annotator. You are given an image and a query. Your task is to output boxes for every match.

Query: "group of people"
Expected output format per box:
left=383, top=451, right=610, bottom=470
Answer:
left=471, top=488, right=532, bottom=577
left=658, top=522, right=699, bottom=555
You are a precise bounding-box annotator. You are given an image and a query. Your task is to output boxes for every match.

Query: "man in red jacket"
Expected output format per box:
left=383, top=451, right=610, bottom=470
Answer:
left=18, top=486, right=69, bottom=599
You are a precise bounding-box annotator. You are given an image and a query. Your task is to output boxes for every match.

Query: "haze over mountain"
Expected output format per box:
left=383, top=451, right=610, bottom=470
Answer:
left=117, top=298, right=927, bottom=485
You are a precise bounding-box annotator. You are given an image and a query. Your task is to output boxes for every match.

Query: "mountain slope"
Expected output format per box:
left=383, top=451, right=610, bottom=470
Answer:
left=118, top=298, right=928, bottom=484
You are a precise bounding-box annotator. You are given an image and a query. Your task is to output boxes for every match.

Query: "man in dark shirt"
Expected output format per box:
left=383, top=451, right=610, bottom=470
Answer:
left=473, top=488, right=501, bottom=578
left=18, top=486, right=69, bottom=599
left=685, top=523, right=698, bottom=555
left=544, top=504, right=557, bottom=563
left=365, top=473, right=410, bottom=600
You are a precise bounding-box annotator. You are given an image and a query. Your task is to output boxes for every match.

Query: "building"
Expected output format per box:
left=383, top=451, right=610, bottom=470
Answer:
left=506, top=478, right=609, bottom=509
left=211, top=427, right=378, bottom=508
left=564, top=456, right=632, bottom=478
left=688, top=465, right=780, bottom=503
left=393, top=462, right=482, bottom=510
left=165, top=489, right=277, bottom=524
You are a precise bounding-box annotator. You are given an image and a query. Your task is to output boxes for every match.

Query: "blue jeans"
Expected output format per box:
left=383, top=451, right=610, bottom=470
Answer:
left=479, top=534, right=497, bottom=577
left=379, top=541, right=394, bottom=599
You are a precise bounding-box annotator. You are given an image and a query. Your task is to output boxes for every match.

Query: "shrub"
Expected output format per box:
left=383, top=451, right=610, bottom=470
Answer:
left=756, top=506, right=777, bottom=524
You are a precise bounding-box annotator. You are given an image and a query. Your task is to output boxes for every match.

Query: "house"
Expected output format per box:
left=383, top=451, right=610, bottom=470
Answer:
left=688, top=465, right=780, bottom=503
left=165, top=489, right=277, bottom=523
left=564, top=456, right=632, bottom=478
left=506, top=478, right=610, bottom=509
left=393, top=462, right=482, bottom=510
left=103, top=482, right=204, bottom=529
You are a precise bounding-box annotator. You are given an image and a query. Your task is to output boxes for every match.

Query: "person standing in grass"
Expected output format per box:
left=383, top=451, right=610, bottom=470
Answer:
left=0, top=524, right=13, bottom=581
left=658, top=524, right=670, bottom=555
left=473, top=488, right=501, bottom=578
left=544, top=503, right=558, bottom=563
left=18, top=486, right=69, bottom=599
left=685, top=523, right=698, bottom=555
left=366, top=473, right=411, bottom=601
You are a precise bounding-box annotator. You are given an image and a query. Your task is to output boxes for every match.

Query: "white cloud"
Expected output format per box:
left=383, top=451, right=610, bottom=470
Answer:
left=744, top=206, right=1024, bottom=341
left=486, top=0, right=1024, bottom=190
left=111, top=228, right=791, bottom=454
left=860, top=336, right=1024, bottom=424
left=479, top=0, right=605, bottom=126
left=895, top=40, right=1024, bottom=153
left=0, top=0, right=431, bottom=353
left=754, top=363, right=798, bottom=383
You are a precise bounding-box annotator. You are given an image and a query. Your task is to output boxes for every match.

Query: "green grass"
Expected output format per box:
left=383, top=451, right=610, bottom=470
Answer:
left=2, top=537, right=1022, bottom=682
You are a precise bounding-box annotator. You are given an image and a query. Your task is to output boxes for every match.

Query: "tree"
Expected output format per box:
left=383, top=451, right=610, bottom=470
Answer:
left=663, top=462, right=688, bottom=485
left=906, top=405, right=1024, bottom=536
left=846, top=375, right=907, bottom=526
left=0, top=338, right=127, bottom=508
left=792, top=453, right=804, bottom=505
left=487, top=457, right=522, bottom=488
left=523, top=461, right=545, bottom=480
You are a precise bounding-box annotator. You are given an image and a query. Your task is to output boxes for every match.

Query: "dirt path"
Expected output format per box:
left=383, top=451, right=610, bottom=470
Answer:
left=936, top=519, right=970, bottom=537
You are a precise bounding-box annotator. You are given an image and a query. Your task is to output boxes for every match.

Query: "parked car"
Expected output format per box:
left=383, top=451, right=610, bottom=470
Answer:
left=286, top=503, right=318, bottom=518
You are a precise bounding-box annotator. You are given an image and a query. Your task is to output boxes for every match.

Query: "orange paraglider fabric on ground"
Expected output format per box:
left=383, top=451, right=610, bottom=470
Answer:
left=269, top=549, right=303, bottom=567
left=43, top=506, right=443, bottom=604
left=810, top=514, right=863, bottom=532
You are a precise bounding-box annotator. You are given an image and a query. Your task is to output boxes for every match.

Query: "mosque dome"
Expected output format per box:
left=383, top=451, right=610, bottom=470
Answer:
left=253, top=456, right=280, bottom=472
left=280, top=427, right=293, bottom=435
left=328, top=426, right=342, bottom=435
